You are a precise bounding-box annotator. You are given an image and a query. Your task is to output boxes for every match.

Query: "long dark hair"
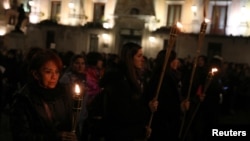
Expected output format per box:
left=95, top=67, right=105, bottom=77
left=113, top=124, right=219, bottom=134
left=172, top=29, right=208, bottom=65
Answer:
left=154, top=49, right=177, bottom=72
left=120, top=42, right=142, bottom=94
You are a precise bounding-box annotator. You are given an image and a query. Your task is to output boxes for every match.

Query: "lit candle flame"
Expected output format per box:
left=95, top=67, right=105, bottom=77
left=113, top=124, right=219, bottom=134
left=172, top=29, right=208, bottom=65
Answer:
left=177, top=22, right=183, bottom=29
left=204, top=18, right=210, bottom=23
left=211, top=68, right=218, bottom=75
left=75, top=84, right=80, bottom=95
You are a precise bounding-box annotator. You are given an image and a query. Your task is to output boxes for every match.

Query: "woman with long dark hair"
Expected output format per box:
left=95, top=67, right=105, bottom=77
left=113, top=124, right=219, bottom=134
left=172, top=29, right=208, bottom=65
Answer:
left=146, top=50, right=189, bottom=141
left=88, top=42, right=150, bottom=141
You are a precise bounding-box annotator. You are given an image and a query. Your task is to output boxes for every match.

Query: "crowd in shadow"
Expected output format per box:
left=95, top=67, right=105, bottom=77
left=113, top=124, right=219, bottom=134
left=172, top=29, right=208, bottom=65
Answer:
left=0, top=45, right=250, bottom=141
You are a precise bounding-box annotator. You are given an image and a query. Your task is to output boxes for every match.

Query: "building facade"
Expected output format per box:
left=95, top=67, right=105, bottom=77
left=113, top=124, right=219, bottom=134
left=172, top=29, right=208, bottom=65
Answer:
left=1, top=0, right=250, bottom=64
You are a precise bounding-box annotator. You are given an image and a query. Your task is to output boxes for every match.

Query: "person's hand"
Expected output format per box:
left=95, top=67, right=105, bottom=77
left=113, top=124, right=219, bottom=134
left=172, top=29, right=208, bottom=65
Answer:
left=149, top=99, right=158, bottom=112
left=181, top=99, right=190, bottom=112
left=58, top=131, right=78, bottom=141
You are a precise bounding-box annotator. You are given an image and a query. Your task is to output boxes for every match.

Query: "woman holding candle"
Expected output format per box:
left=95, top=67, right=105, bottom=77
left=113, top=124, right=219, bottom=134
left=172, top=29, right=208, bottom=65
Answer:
left=184, top=56, right=223, bottom=141
left=88, top=42, right=150, bottom=141
left=9, top=49, right=78, bottom=141
left=59, top=54, right=87, bottom=140
left=194, top=57, right=223, bottom=140
left=146, top=49, right=189, bottom=141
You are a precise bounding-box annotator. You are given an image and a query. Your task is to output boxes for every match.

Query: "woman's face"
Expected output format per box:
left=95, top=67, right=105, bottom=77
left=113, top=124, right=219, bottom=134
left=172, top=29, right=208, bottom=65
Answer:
left=73, top=57, right=86, bottom=74
left=133, top=49, right=144, bottom=70
left=35, top=61, right=60, bottom=89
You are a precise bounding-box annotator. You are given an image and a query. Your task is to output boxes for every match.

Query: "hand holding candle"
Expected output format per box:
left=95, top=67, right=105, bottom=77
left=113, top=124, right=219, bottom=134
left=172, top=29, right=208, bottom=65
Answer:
left=72, top=83, right=83, bottom=132
left=199, top=67, right=218, bottom=101
left=203, top=67, right=218, bottom=93
left=180, top=67, right=219, bottom=141
left=179, top=2, right=210, bottom=139
left=145, top=22, right=182, bottom=141
left=186, top=18, right=210, bottom=101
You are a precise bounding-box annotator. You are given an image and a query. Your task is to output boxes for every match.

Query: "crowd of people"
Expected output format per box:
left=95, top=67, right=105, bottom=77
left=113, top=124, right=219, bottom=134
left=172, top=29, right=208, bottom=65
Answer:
left=0, top=43, right=250, bottom=141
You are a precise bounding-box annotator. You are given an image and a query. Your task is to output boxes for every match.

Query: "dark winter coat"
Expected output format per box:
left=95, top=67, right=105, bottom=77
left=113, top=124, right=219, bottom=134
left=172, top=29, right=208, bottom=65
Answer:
left=146, top=68, right=183, bottom=141
left=9, top=82, right=72, bottom=141
left=88, top=64, right=150, bottom=140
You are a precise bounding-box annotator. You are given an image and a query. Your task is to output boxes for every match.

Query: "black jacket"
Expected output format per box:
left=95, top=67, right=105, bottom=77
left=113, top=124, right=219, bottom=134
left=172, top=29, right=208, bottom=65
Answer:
left=88, top=64, right=150, bottom=140
left=9, top=82, right=72, bottom=141
left=146, top=68, right=183, bottom=141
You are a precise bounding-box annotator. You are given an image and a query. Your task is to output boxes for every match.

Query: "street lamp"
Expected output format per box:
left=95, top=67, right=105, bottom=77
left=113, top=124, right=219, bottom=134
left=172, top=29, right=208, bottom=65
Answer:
left=28, top=0, right=40, bottom=24
left=3, top=0, right=11, bottom=9
left=68, top=2, right=75, bottom=9
left=28, top=0, right=35, bottom=7
left=191, top=5, right=197, bottom=16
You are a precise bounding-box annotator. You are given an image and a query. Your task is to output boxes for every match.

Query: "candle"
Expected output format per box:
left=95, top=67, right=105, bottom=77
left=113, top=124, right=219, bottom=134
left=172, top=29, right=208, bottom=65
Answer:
left=170, top=22, right=182, bottom=36
left=177, top=22, right=183, bottom=29
left=203, top=67, right=218, bottom=92
left=200, top=18, right=210, bottom=35
left=147, top=22, right=183, bottom=139
left=74, top=84, right=81, bottom=97
left=72, top=83, right=83, bottom=132
left=72, top=83, right=82, bottom=108
left=211, top=68, right=218, bottom=75
left=167, top=21, right=182, bottom=50
left=204, top=18, right=210, bottom=23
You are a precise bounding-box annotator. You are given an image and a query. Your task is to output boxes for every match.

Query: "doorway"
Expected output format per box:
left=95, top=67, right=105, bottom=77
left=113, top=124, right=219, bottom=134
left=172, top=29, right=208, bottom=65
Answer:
left=207, top=42, right=222, bottom=61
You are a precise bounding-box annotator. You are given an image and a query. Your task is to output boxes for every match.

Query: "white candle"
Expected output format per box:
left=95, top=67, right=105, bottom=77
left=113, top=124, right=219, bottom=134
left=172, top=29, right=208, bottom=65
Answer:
left=177, top=22, right=183, bottom=29
left=74, top=84, right=80, bottom=97
left=211, top=68, right=218, bottom=76
left=204, top=18, right=210, bottom=23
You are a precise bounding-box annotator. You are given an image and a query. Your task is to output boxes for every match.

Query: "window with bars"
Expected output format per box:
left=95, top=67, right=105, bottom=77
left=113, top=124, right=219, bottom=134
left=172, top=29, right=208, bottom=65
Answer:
left=166, top=4, right=182, bottom=27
